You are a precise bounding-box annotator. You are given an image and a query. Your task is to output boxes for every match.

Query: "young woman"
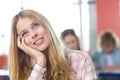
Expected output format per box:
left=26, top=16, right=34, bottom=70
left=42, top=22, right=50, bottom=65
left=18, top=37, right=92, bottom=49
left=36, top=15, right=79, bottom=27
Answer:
left=61, top=29, right=81, bottom=50
left=9, top=9, right=97, bottom=80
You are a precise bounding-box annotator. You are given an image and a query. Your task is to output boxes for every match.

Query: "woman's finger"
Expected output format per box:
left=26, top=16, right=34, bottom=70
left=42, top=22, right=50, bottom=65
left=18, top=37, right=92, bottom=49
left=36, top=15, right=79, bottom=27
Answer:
left=17, top=36, right=24, bottom=50
left=21, top=37, right=39, bottom=57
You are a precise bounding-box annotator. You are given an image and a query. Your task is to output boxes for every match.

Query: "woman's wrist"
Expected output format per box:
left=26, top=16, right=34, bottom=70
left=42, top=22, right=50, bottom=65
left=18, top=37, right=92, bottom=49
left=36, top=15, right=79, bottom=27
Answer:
left=36, top=58, right=46, bottom=68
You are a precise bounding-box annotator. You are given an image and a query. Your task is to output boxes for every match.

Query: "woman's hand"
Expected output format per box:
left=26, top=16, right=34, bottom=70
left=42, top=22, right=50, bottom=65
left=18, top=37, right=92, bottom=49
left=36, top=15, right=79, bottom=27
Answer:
left=17, top=36, right=46, bottom=67
left=93, top=61, right=100, bottom=70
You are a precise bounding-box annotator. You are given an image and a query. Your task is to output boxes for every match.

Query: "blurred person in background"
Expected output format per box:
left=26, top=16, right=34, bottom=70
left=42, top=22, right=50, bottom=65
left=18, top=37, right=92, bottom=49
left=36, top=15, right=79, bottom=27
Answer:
left=61, top=29, right=81, bottom=50
left=91, top=31, right=120, bottom=70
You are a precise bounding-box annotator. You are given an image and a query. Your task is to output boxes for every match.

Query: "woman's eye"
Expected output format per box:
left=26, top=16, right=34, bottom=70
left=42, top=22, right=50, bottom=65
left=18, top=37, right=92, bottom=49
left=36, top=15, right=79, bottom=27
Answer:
left=33, top=23, right=39, bottom=29
left=21, top=31, right=28, bottom=37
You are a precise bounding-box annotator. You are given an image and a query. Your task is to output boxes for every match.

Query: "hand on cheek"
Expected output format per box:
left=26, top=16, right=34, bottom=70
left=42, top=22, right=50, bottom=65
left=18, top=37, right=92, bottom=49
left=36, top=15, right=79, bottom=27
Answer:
left=17, top=36, right=25, bottom=51
left=17, top=36, right=46, bottom=67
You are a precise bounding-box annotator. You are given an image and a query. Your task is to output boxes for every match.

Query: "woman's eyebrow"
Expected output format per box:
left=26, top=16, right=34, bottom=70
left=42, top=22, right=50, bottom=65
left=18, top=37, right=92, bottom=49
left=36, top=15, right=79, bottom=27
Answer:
left=31, top=21, right=36, bottom=27
left=18, top=29, right=26, bottom=36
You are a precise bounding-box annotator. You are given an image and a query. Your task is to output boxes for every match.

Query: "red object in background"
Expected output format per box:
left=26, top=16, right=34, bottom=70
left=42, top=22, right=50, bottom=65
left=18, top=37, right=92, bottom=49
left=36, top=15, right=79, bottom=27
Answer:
left=96, top=0, right=120, bottom=36
left=0, top=55, right=7, bottom=80
left=0, top=77, right=4, bottom=80
left=0, top=55, right=7, bottom=69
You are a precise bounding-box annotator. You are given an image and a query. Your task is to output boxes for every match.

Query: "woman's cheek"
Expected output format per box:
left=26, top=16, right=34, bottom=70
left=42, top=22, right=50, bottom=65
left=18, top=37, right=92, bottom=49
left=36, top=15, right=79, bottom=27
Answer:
left=24, top=38, right=30, bottom=45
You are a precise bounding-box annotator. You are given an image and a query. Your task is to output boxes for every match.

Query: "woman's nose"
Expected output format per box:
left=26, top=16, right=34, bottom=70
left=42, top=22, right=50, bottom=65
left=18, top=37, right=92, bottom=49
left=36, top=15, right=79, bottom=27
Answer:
left=32, top=34, right=38, bottom=39
left=31, top=32, right=38, bottom=39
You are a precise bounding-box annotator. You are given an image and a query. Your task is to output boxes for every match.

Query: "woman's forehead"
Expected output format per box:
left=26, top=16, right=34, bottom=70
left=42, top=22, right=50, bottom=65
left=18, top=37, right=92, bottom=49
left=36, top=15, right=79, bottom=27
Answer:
left=16, top=18, right=33, bottom=34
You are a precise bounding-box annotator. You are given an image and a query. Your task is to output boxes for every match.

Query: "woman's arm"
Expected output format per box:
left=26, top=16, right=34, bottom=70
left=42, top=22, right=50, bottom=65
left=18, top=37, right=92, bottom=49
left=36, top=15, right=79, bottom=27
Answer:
left=82, top=53, right=97, bottom=80
left=103, top=65, right=120, bottom=70
left=28, top=64, right=46, bottom=80
left=17, top=37, right=47, bottom=80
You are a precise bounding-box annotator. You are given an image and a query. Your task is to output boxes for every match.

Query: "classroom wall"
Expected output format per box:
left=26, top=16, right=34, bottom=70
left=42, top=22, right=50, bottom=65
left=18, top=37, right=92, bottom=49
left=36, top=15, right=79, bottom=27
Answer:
left=96, top=0, right=120, bottom=36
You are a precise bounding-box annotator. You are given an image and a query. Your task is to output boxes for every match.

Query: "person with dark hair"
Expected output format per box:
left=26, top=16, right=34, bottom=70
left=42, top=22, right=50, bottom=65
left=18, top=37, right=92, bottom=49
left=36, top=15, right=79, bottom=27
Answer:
left=91, top=31, right=120, bottom=70
left=61, top=29, right=81, bottom=50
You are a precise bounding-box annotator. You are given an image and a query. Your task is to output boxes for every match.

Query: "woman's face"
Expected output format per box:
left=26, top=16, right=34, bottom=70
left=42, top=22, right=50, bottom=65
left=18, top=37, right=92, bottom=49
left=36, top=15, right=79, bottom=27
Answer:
left=16, top=17, right=49, bottom=52
left=102, top=43, right=114, bottom=54
left=63, top=35, right=79, bottom=50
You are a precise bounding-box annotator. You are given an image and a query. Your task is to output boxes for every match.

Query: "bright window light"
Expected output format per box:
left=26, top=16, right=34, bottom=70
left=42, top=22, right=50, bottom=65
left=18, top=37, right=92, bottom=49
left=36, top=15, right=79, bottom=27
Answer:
left=0, top=0, right=80, bottom=55
left=81, top=2, right=90, bottom=51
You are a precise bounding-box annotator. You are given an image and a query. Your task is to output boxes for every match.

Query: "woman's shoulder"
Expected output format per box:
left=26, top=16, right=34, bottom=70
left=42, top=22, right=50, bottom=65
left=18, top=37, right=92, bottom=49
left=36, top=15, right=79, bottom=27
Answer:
left=65, top=49, right=93, bottom=71
left=65, top=49, right=89, bottom=60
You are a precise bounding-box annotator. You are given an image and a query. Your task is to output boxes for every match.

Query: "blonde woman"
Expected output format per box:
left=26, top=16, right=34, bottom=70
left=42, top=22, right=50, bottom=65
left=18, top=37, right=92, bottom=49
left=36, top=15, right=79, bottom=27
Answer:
left=9, top=9, right=97, bottom=80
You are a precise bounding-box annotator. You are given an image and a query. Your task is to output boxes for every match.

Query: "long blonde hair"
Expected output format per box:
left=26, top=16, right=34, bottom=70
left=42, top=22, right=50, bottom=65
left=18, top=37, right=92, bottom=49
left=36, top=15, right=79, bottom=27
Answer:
left=9, top=9, right=73, bottom=80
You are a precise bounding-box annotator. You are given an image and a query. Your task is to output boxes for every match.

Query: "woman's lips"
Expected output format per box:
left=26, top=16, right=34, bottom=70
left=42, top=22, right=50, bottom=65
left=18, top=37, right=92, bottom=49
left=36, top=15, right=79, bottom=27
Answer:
left=34, top=37, right=44, bottom=45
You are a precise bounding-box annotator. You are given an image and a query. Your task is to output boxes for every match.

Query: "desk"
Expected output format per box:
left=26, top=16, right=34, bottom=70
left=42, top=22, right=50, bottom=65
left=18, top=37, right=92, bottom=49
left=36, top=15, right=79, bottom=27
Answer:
left=97, top=70, right=120, bottom=80
left=0, top=70, right=9, bottom=80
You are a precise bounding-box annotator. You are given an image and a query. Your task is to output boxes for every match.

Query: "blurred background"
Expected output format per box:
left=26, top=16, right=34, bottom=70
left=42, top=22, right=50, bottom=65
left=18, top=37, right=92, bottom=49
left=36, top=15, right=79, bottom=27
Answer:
left=0, top=0, right=120, bottom=80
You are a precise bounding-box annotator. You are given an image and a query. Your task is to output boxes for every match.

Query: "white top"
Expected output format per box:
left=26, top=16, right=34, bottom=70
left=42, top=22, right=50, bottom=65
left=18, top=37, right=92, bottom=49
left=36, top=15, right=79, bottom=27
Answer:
left=106, top=54, right=113, bottom=66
